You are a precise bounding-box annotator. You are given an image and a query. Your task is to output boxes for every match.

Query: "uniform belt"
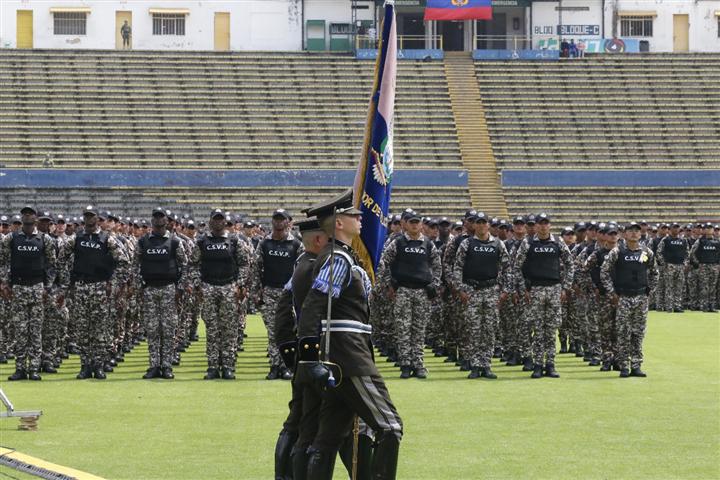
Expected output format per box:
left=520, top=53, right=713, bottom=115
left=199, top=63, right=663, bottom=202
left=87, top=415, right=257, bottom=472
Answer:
left=465, top=278, right=497, bottom=289
left=321, top=319, right=372, bottom=335
left=202, top=278, right=235, bottom=286
left=11, top=277, right=44, bottom=286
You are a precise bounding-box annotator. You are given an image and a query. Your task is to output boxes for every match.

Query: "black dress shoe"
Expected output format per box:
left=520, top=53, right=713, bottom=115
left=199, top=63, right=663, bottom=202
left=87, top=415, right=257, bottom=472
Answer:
left=630, top=368, right=647, bottom=377
left=204, top=368, right=220, bottom=380
left=93, top=368, right=107, bottom=380
left=8, top=369, right=27, bottom=381
left=280, top=368, right=292, bottom=380
left=222, top=368, right=236, bottom=380
left=28, top=370, right=42, bottom=381
left=162, top=368, right=175, bottom=379
left=143, top=367, right=162, bottom=379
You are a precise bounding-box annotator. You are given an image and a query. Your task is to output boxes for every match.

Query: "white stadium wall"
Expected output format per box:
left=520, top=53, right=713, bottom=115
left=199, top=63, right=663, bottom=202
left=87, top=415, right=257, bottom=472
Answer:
left=0, top=0, right=302, bottom=51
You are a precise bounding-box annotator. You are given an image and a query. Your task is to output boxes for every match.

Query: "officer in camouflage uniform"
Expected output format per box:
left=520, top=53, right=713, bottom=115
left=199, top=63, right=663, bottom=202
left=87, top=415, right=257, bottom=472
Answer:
left=133, top=208, right=189, bottom=379
left=0, top=206, right=57, bottom=381
left=651, top=224, right=669, bottom=310
left=0, top=214, right=9, bottom=364
left=190, top=209, right=252, bottom=380
left=514, top=213, right=574, bottom=378
left=453, top=212, right=511, bottom=379
left=585, top=223, right=620, bottom=370
left=501, top=215, right=526, bottom=367
left=685, top=223, right=703, bottom=310
left=690, top=223, right=720, bottom=312
left=254, top=208, right=303, bottom=380
left=569, top=222, right=594, bottom=358
left=601, top=222, right=658, bottom=377
left=558, top=226, right=576, bottom=354
left=377, top=210, right=441, bottom=379
left=656, top=222, right=689, bottom=313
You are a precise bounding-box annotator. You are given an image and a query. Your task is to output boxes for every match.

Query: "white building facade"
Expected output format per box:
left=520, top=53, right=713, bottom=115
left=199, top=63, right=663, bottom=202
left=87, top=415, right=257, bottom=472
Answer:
left=1, top=0, right=719, bottom=52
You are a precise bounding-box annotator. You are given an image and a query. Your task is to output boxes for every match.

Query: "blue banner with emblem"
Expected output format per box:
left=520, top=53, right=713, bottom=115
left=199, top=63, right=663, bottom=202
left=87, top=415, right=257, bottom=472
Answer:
left=352, top=1, right=397, bottom=283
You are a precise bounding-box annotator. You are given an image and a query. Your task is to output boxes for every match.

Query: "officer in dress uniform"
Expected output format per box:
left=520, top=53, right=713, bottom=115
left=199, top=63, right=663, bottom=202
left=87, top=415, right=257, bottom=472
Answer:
left=254, top=209, right=303, bottom=380
left=0, top=206, right=57, bottom=381
left=133, top=208, right=188, bottom=380
left=297, top=189, right=402, bottom=480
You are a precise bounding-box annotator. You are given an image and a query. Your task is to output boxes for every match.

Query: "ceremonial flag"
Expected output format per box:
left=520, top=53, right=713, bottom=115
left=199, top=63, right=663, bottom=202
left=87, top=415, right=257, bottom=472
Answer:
left=352, top=0, right=397, bottom=283
left=424, top=0, right=492, bottom=21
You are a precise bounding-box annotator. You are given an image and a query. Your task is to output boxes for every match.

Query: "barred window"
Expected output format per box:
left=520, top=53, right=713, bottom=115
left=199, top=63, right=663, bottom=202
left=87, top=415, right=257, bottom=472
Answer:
left=620, top=16, right=653, bottom=37
left=152, top=14, right=186, bottom=36
left=53, top=12, right=87, bottom=35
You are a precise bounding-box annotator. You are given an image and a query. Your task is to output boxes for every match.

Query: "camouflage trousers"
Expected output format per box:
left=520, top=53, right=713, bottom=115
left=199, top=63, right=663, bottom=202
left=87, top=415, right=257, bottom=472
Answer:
left=663, top=264, right=685, bottom=311
left=73, top=281, right=112, bottom=367
left=393, top=287, right=431, bottom=369
left=584, top=292, right=602, bottom=361
left=425, top=293, right=445, bottom=349
left=42, top=293, right=68, bottom=365
left=259, top=286, right=284, bottom=368
left=142, top=284, right=178, bottom=369
left=465, top=285, right=499, bottom=369
left=527, top=284, right=562, bottom=366
left=653, top=265, right=667, bottom=309
left=558, top=290, right=572, bottom=349
left=570, top=289, right=588, bottom=345
left=452, top=296, right=470, bottom=361
left=684, top=266, right=700, bottom=309
left=442, top=293, right=461, bottom=354
left=369, top=288, right=394, bottom=351
left=0, top=296, right=13, bottom=357
left=201, top=282, right=239, bottom=370
left=615, top=294, right=648, bottom=370
left=596, top=294, right=617, bottom=366
left=698, top=264, right=720, bottom=310
left=517, top=299, right=533, bottom=359
left=499, top=297, right=520, bottom=353
left=111, top=287, right=128, bottom=356
left=11, top=284, right=44, bottom=371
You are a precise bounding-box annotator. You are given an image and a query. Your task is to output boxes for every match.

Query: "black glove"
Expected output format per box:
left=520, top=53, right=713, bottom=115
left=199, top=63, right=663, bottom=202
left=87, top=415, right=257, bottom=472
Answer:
left=425, top=285, right=438, bottom=300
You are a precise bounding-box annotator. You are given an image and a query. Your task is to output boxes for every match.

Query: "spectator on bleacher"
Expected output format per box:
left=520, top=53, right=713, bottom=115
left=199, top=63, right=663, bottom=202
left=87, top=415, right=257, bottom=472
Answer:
left=577, top=40, right=586, bottom=58
left=569, top=40, right=579, bottom=58
left=560, top=39, right=570, bottom=58
left=121, top=21, right=132, bottom=49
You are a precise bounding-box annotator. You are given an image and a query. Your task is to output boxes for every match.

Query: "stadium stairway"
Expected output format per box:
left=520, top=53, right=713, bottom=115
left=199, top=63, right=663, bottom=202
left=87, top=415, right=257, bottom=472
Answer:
left=444, top=52, right=507, bottom=217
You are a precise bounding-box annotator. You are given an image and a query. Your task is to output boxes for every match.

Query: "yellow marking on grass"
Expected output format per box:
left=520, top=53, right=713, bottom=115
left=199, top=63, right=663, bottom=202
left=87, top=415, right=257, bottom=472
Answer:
left=0, top=447, right=106, bottom=480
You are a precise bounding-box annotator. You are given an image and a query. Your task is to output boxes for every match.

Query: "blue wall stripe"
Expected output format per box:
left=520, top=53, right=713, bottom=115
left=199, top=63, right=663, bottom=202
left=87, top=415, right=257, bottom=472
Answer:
left=502, top=170, right=720, bottom=188
left=0, top=169, right=469, bottom=189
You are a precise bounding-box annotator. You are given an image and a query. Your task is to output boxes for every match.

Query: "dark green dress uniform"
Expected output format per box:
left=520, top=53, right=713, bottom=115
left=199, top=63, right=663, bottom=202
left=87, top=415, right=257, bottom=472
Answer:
left=298, top=189, right=402, bottom=480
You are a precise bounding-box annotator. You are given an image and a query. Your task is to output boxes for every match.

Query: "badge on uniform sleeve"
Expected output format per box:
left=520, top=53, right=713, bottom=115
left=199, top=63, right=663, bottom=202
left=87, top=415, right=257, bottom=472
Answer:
left=640, top=252, right=648, bottom=263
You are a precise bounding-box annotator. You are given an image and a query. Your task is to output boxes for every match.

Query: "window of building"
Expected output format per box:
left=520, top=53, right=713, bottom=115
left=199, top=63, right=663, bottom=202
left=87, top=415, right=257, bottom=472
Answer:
left=153, top=14, right=186, bottom=35
left=620, top=16, right=653, bottom=37
left=53, top=12, right=87, bottom=35
left=717, top=16, right=720, bottom=38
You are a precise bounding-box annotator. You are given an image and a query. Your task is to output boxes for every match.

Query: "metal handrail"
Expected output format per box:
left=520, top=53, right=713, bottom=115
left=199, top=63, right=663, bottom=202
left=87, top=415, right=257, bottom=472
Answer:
left=474, top=34, right=532, bottom=50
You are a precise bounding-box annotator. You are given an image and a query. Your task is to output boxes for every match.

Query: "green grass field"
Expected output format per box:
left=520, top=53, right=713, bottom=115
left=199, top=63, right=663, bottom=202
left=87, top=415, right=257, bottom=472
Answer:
left=1, top=311, right=718, bottom=480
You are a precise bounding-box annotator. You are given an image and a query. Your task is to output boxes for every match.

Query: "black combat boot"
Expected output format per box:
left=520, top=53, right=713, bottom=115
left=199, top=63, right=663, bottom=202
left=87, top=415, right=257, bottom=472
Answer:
left=600, top=362, right=611, bottom=372
left=505, top=351, right=520, bottom=366
left=522, top=357, right=534, bottom=371
left=143, top=367, right=162, bottom=379
left=568, top=341, right=576, bottom=353
left=459, top=359, right=470, bottom=371
left=266, top=366, right=279, bottom=380
left=619, top=368, right=630, bottom=378
left=161, top=367, right=175, bottom=379
left=274, top=428, right=297, bottom=480
left=588, top=358, right=601, bottom=367
left=76, top=364, right=93, bottom=380
left=27, top=370, right=42, bottom=381
left=280, top=368, right=293, bottom=380
left=103, top=362, right=114, bottom=373
left=0, top=353, right=7, bottom=364
left=574, top=341, right=584, bottom=357
left=544, top=363, right=560, bottom=378
left=222, top=367, right=236, bottom=380
left=630, top=367, right=647, bottom=377
left=399, top=366, right=412, bottom=379
left=559, top=339, right=568, bottom=354
left=93, top=365, right=107, bottom=379
left=531, top=364, right=543, bottom=379
left=413, top=367, right=428, bottom=379
left=8, top=369, right=27, bottom=381
left=204, top=368, right=220, bottom=380
left=370, top=432, right=400, bottom=480
left=306, top=447, right=336, bottom=480
left=467, top=367, right=481, bottom=379
left=481, top=367, right=497, bottom=379
left=41, top=361, right=57, bottom=374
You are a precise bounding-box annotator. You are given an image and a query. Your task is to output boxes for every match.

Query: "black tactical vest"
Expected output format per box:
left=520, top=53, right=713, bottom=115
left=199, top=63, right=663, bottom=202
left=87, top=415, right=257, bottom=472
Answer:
left=261, top=237, right=301, bottom=288
left=139, top=234, right=179, bottom=285
left=614, top=246, right=649, bottom=295
left=10, top=232, right=46, bottom=286
left=697, top=238, right=720, bottom=264
left=663, top=237, right=687, bottom=264
left=524, top=237, right=561, bottom=285
left=590, top=248, right=610, bottom=292
left=390, top=236, right=433, bottom=288
left=462, top=237, right=501, bottom=283
left=198, top=234, right=238, bottom=284
left=73, top=231, right=114, bottom=282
